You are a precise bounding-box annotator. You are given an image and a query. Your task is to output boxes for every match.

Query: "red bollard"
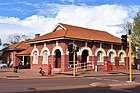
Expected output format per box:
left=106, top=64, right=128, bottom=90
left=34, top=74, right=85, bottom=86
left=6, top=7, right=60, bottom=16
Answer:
left=48, top=64, right=52, bottom=76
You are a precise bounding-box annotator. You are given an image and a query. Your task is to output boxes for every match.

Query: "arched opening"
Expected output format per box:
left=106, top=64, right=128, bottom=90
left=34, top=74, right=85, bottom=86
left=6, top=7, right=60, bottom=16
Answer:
left=97, top=51, right=104, bottom=64
left=119, top=52, right=125, bottom=64
left=81, top=50, right=89, bottom=69
left=108, top=52, right=115, bottom=64
left=42, top=50, right=48, bottom=64
left=55, top=49, right=61, bottom=68
left=33, top=51, right=38, bottom=64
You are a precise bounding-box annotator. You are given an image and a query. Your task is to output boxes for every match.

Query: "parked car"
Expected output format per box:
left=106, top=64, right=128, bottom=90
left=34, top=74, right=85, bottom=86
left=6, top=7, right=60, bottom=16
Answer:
left=0, top=63, right=8, bottom=68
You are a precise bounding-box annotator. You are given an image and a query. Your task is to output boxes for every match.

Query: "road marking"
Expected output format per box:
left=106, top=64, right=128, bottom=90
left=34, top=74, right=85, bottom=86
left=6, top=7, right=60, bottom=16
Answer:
left=86, top=77, right=95, bottom=79
left=113, top=89, right=132, bottom=93
left=103, top=79, right=110, bottom=81
left=96, top=78, right=102, bottom=80
left=86, top=77, right=121, bottom=82
left=111, top=80, right=119, bottom=82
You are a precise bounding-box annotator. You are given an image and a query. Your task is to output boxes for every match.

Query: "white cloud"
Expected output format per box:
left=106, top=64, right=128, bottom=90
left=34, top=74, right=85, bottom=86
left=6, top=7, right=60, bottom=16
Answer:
left=0, top=15, right=57, bottom=44
left=54, top=4, right=132, bottom=36
left=0, top=4, right=140, bottom=49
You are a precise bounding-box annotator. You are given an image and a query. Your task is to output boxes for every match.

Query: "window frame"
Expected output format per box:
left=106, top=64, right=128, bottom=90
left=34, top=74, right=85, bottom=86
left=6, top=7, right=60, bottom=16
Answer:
left=33, top=51, right=38, bottom=64
left=119, top=52, right=125, bottom=64
left=108, top=52, right=115, bottom=63
left=97, top=51, right=104, bottom=64
left=42, top=50, right=48, bottom=64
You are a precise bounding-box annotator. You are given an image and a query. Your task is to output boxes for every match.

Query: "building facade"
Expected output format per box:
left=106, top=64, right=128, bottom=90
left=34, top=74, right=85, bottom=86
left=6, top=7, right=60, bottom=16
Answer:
left=27, top=23, right=130, bottom=72
left=2, top=41, right=30, bottom=67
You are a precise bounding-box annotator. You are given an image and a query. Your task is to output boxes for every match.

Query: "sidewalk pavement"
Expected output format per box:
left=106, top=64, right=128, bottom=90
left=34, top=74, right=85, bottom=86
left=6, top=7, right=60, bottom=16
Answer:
left=0, top=68, right=140, bottom=87
left=0, top=68, right=140, bottom=79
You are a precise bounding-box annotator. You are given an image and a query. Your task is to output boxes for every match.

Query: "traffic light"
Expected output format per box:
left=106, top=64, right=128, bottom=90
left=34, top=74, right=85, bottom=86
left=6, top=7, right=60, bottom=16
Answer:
left=76, top=46, right=79, bottom=52
left=68, top=43, right=74, bottom=53
left=121, top=35, right=127, bottom=49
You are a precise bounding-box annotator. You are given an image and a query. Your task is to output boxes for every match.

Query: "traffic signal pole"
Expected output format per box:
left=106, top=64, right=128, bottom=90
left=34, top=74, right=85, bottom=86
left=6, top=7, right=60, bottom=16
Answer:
left=128, top=34, right=132, bottom=82
left=73, top=48, right=76, bottom=77
left=68, top=43, right=79, bottom=77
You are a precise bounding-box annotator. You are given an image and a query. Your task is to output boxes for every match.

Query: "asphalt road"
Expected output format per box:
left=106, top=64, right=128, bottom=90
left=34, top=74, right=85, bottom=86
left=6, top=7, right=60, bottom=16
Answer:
left=87, top=74, right=140, bottom=82
left=0, top=77, right=94, bottom=93
left=0, top=76, right=140, bottom=93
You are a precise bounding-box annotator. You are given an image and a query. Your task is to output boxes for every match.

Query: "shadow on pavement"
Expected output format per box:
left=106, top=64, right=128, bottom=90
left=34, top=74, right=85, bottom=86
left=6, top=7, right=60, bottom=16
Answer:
left=8, top=85, right=140, bottom=93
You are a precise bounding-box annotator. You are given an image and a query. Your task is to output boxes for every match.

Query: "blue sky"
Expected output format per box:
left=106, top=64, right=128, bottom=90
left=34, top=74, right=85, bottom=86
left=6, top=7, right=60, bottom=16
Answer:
left=0, top=0, right=139, bottom=19
left=0, top=0, right=140, bottom=48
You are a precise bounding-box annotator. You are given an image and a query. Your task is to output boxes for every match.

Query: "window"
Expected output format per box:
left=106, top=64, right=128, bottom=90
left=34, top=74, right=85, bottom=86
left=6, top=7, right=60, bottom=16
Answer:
left=42, top=51, right=48, bottom=64
left=33, top=51, right=38, bottom=64
left=108, top=52, right=114, bottom=62
left=119, top=52, right=124, bottom=64
left=97, top=51, right=103, bottom=63
left=119, top=53, right=123, bottom=61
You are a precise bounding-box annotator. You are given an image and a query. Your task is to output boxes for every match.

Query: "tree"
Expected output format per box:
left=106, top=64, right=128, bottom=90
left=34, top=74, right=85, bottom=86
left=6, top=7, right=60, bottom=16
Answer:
left=132, top=12, right=140, bottom=56
left=123, top=22, right=133, bottom=34
left=7, top=34, right=21, bottom=44
left=0, top=39, right=2, bottom=46
left=2, top=34, right=30, bottom=48
left=124, top=12, right=140, bottom=56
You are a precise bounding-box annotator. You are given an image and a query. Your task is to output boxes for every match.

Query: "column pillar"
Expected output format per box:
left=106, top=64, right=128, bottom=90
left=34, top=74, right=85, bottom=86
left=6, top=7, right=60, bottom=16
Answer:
left=115, top=57, right=119, bottom=67
left=125, top=57, right=129, bottom=69
left=23, top=56, right=24, bottom=65
left=61, top=54, right=67, bottom=72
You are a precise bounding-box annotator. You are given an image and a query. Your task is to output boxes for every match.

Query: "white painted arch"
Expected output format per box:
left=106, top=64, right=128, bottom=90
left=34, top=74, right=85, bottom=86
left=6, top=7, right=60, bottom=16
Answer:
left=107, top=49, right=117, bottom=57
left=40, top=47, right=50, bottom=56
left=118, top=50, right=126, bottom=57
left=80, top=47, right=92, bottom=56
left=95, top=48, right=106, bottom=56
left=31, top=48, right=39, bottom=56
left=52, top=46, right=63, bottom=55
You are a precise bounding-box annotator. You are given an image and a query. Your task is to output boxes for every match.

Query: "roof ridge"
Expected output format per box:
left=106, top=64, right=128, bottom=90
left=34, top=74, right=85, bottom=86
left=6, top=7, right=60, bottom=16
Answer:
left=14, top=41, right=24, bottom=48
left=59, top=23, right=106, bottom=33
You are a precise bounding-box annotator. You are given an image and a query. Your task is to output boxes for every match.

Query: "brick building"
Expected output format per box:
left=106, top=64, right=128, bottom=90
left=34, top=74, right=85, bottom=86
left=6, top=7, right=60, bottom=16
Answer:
left=27, top=23, right=129, bottom=72
left=2, top=23, right=130, bottom=72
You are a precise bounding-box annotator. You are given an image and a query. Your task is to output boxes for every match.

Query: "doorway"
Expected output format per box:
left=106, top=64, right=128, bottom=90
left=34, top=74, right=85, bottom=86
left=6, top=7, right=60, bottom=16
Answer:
left=55, top=49, right=61, bottom=68
left=81, top=50, right=89, bottom=68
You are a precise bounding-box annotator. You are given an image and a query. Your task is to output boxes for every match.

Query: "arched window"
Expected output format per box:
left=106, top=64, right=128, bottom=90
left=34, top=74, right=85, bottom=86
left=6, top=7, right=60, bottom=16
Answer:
left=119, top=52, right=124, bottom=64
left=42, top=51, right=48, bottom=64
left=108, top=52, right=114, bottom=63
left=97, top=51, right=103, bottom=62
left=33, top=51, right=38, bottom=64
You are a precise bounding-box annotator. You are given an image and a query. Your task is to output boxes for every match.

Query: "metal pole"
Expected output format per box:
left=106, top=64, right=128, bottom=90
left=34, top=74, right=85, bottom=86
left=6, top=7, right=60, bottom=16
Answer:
left=128, top=34, right=132, bottom=82
left=73, top=49, right=76, bottom=77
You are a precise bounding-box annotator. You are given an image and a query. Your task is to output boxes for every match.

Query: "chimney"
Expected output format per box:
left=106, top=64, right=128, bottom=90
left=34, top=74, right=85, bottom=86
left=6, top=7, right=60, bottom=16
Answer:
left=35, top=34, right=40, bottom=38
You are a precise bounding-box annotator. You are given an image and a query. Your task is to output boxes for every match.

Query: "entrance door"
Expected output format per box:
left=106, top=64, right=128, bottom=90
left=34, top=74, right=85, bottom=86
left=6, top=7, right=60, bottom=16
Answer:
left=81, top=50, right=89, bottom=68
left=55, top=49, right=61, bottom=68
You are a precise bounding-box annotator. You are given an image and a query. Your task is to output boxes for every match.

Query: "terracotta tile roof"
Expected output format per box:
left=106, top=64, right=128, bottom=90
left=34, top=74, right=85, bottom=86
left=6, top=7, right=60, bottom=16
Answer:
left=28, top=23, right=121, bottom=44
left=16, top=46, right=31, bottom=55
left=5, top=41, right=30, bottom=50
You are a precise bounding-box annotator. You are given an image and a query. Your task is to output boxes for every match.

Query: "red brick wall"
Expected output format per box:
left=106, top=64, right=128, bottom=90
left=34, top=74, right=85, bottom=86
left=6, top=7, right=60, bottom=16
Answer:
left=29, top=39, right=129, bottom=72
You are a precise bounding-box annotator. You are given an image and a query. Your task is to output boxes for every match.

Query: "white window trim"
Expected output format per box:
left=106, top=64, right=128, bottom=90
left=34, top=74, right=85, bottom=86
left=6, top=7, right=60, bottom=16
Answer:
left=42, top=51, right=48, bottom=64
left=119, top=54, right=125, bottom=65
left=33, top=51, right=38, bottom=64
left=97, top=52, right=104, bottom=65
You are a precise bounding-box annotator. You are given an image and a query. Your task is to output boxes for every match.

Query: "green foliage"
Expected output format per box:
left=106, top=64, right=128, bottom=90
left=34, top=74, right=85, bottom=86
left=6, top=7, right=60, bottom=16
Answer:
left=124, top=12, right=140, bottom=56
left=125, top=12, right=140, bottom=56
left=132, top=12, right=140, bottom=56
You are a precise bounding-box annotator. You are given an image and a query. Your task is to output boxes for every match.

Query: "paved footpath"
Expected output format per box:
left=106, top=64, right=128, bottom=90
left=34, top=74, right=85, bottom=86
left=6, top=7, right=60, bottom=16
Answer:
left=0, top=68, right=140, bottom=88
